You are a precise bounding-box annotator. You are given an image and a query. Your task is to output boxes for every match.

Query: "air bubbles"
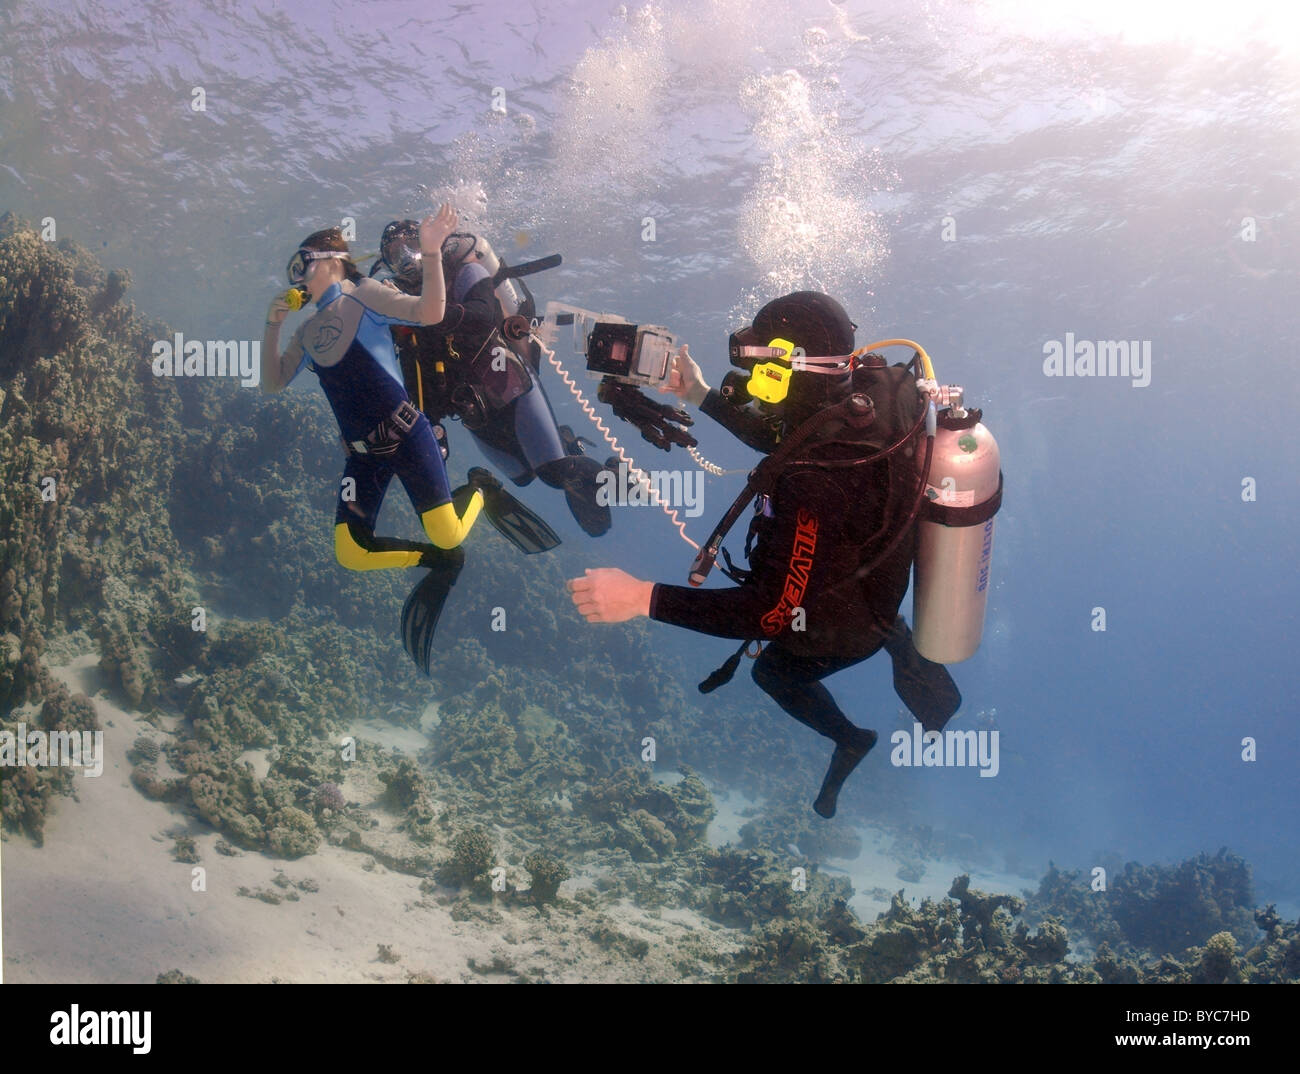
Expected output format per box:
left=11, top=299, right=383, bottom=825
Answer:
left=735, top=65, right=891, bottom=318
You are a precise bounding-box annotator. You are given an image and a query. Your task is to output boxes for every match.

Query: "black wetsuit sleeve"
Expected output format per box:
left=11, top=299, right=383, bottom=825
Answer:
left=649, top=467, right=850, bottom=641
left=700, top=388, right=781, bottom=453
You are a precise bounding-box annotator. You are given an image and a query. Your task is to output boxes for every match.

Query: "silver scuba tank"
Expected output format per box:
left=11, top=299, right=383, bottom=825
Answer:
left=442, top=232, right=535, bottom=364
left=912, top=392, right=1002, bottom=663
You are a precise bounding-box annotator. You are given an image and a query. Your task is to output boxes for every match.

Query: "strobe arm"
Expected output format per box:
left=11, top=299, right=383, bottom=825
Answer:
left=597, top=379, right=698, bottom=451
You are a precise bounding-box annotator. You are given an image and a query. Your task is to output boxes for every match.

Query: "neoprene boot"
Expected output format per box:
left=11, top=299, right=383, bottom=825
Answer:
left=813, top=727, right=877, bottom=819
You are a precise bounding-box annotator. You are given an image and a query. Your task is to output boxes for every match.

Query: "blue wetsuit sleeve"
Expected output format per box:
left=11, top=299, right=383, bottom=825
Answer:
left=349, top=278, right=425, bottom=326
left=284, top=324, right=310, bottom=384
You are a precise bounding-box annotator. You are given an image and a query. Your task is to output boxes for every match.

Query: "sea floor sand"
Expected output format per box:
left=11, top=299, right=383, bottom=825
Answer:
left=2, top=656, right=741, bottom=982
left=1, top=655, right=1037, bottom=983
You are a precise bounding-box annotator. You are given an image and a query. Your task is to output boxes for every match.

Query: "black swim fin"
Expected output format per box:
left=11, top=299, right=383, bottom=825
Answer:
left=455, top=467, right=561, bottom=555
left=882, top=616, right=962, bottom=733
left=535, top=455, right=612, bottom=537
left=401, top=548, right=466, bottom=676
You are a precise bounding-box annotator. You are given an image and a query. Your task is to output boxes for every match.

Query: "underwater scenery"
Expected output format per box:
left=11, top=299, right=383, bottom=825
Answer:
left=1, top=0, right=1297, bottom=987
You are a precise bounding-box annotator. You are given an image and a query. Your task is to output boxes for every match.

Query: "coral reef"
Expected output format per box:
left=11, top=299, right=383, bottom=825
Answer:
left=156, top=969, right=200, bottom=984
left=1242, top=906, right=1300, bottom=983
left=237, top=885, right=294, bottom=905
left=0, top=671, right=97, bottom=842
left=1108, top=850, right=1256, bottom=953
left=1025, top=850, right=1258, bottom=957
left=440, top=827, right=495, bottom=888
left=130, top=734, right=161, bottom=765
left=377, top=758, right=429, bottom=811
left=171, top=835, right=200, bottom=864
left=737, top=800, right=864, bottom=861
left=313, top=781, right=345, bottom=814
left=265, top=806, right=321, bottom=859
left=949, top=874, right=1024, bottom=952
left=579, top=767, right=716, bottom=862
left=524, top=851, right=570, bottom=904
left=1196, top=932, right=1239, bottom=984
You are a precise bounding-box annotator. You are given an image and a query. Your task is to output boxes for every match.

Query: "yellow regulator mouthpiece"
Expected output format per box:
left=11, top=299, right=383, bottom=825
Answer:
left=747, top=337, right=797, bottom=403
left=284, top=287, right=309, bottom=312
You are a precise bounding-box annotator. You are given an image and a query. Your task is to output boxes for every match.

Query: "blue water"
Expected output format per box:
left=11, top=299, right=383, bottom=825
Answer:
left=3, top=0, right=1296, bottom=905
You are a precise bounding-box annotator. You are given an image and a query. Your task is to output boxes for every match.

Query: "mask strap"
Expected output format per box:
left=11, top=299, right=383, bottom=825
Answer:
left=736, top=345, right=791, bottom=361
left=789, top=353, right=856, bottom=374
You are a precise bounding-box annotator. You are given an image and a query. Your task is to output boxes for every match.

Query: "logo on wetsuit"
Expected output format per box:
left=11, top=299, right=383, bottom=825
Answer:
left=311, top=318, right=343, bottom=353
left=760, top=508, right=818, bottom=635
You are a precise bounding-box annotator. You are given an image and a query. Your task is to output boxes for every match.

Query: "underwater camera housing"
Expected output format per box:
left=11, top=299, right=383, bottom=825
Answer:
left=587, top=321, right=675, bottom=387
left=538, top=302, right=675, bottom=388
left=537, top=301, right=696, bottom=451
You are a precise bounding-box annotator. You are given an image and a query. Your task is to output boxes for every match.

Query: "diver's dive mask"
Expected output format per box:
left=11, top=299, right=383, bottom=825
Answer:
left=380, top=220, right=423, bottom=286
left=727, top=326, right=857, bottom=404
left=286, top=248, right=351, bottom=285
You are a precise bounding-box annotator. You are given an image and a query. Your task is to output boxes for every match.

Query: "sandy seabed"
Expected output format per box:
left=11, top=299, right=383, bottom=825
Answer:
left=1, top=655, right=1031, bottom=984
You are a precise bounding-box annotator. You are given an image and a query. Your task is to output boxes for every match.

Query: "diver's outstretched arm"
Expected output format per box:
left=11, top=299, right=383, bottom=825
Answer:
left=567, top=568, right=653, bottom=623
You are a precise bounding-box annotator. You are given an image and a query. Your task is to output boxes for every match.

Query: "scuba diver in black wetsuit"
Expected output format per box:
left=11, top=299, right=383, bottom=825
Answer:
left=568, top=292, right=962, bottom=819
left=262, top=208, right=497, bottom=674
left=373, top=219, right=615, bottom=541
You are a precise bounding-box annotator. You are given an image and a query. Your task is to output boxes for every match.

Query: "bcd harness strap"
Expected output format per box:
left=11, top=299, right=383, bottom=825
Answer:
left=343, top=399, right=420, bottom=456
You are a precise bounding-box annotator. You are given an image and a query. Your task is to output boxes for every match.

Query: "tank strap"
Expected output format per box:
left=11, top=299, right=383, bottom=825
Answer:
left=921, top=471, right=1003, bottom=528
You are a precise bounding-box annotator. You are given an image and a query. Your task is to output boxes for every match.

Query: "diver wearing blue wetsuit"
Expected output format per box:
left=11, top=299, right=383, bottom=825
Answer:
left=262, top=210, right=485, bottom=571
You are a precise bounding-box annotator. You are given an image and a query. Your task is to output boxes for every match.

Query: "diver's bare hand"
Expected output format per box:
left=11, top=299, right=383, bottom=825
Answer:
left=266, top=294, right=291, bottom=325
left=660, top=343, right=709, bottom=405
left=568, top=568, right=654, bottom=623
left=421, top=203, right=459, bottom=253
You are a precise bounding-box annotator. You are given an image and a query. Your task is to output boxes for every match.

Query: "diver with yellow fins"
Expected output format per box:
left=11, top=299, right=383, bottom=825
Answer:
left=262, top=205, right=516, bottom=674
left=568, top=292, right=1002, bottom=818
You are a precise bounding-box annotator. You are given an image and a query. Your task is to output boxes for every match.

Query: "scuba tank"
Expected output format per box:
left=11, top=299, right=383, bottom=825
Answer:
left=439, top=232, right=563, bottom=431
left=911, top=390, right=1002, bottom=664
left=441, top=232, right=561, bottom=373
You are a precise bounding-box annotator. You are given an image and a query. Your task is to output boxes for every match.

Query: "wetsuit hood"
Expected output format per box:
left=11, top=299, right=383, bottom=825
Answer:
left=751, top=291, right=856, bottom=357
left=748, top=291, right=857, bottom=430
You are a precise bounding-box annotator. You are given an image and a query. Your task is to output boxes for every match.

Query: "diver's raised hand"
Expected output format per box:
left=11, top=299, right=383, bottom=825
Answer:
left=568, top=568, right=654, bottom=623
left=421, top=203, right=459, bottom=253
left=660, top=344, right=710, bottom=406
